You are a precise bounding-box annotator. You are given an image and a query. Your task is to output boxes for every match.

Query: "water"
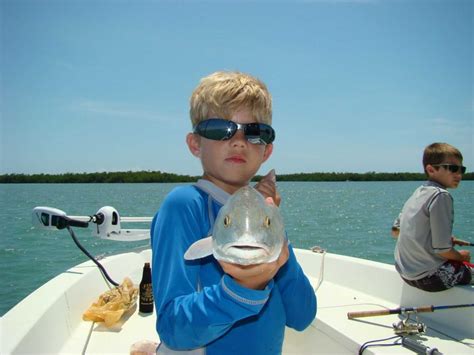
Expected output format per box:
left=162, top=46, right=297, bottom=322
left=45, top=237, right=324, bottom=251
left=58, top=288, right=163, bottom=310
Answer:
left=1, top=181, right=472, bottom=316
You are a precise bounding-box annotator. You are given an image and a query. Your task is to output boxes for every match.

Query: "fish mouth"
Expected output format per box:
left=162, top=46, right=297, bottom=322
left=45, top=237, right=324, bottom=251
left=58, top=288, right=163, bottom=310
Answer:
left=226, top=241, right=270, bottom=253
left=220, top=242, right=271, bottom=264
left=230, top=245, right=266, bottom=251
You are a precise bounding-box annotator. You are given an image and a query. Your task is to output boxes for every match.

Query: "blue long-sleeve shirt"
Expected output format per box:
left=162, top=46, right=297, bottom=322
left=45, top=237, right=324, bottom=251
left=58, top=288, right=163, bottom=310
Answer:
left=151, top=183, right=317, bottom=354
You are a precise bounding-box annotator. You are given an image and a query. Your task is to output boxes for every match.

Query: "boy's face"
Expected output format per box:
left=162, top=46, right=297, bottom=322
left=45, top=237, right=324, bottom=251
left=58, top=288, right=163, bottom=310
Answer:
left=187, top=109, right=273, bottom=194
left=426, top=156, right=463, bottom=189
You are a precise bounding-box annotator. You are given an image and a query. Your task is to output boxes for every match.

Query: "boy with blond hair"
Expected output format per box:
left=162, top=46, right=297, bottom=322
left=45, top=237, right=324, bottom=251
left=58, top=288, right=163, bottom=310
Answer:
left=394, top=142, right=472, bottom=292
left=151, top=71, right=316, bottom=354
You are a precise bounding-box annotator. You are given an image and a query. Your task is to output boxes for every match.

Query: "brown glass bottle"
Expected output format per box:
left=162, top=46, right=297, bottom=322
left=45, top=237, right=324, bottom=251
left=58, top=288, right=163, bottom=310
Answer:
left=139, top=262, right=154, bottom=313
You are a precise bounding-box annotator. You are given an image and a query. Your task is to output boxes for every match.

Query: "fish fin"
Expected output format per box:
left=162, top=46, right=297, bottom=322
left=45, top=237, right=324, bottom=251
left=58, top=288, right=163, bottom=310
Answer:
left=268, top=169, right=276, bottom=182
left=261, top=169, right=276, bottom=183
left=184, top=236, right=213, bottom=260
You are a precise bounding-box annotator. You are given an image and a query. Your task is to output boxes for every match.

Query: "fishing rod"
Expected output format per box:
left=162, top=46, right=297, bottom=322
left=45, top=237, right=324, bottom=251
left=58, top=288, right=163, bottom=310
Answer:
left=457, top=241, right=474, bottom=246
left=347, top=303, right=474, bottom=319
left=452, top=238, right=474, bottom=247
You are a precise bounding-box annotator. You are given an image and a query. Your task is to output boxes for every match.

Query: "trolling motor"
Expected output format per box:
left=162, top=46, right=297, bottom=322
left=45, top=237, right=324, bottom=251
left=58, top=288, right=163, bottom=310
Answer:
left=32, top=206, right=152, bottom=286
left=32, top=206, right=151, bottom=241
left=32, top=207, right=90, bottom=230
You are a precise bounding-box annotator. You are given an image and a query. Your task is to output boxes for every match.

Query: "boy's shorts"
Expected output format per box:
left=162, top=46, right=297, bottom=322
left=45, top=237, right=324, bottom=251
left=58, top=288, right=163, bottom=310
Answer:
left=402, top=261, right=472, bottom=292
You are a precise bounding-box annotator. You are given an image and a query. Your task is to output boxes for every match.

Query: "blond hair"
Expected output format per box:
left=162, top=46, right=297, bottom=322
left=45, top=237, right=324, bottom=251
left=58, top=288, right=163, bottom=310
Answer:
left=423, top=142, right=463, bottom=174
left=189, top=71, right=272, bottom=127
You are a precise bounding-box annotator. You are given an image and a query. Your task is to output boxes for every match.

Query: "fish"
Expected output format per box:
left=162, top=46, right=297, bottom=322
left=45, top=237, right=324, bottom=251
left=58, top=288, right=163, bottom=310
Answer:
left=184, top=185, right=285, bottom=265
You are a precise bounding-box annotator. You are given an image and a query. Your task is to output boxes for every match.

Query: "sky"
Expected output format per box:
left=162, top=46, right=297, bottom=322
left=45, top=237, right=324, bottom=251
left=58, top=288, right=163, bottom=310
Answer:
left=1, top=0, right=472, bottom=176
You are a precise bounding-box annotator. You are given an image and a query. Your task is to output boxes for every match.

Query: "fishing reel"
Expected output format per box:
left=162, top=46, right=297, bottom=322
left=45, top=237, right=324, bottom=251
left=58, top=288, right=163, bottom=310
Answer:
left=392, top=311, right=426, bottom=335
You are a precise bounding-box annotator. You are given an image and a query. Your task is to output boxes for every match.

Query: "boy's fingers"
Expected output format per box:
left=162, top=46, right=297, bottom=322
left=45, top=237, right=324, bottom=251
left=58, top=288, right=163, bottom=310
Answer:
left=255, top=180, right=281, bottom=206
left=255, top=179, right=275, bottom=192
left=255, top=182, right=281, bottom=206
left=265, top=197, right=276, bottom=206
left=219, top=243, right=288, bottom=288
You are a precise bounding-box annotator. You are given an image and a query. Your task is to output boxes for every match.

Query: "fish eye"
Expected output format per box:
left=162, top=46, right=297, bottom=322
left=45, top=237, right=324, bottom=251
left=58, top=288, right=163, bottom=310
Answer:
left=264, top=216, right=271, bottom=228
left=224, top=215, right=231, bottom=227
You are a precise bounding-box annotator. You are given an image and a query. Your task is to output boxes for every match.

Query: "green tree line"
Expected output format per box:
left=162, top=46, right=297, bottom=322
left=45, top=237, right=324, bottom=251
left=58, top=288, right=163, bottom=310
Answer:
left=270, top=171, right=474, bottom=182
left=1, top=170, right=473, bottom=183
left=0, top=171, right=198, bottom=183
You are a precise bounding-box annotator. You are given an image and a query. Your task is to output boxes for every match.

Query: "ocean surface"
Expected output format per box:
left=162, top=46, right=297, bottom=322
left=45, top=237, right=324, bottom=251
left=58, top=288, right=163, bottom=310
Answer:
left=1, top=181, right=472, bottom=316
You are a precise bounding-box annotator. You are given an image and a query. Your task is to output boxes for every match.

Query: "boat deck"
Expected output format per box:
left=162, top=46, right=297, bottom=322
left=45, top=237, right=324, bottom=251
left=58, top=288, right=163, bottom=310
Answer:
left=1, top=249, right=473, bottom=354
left=75, top=251, right=474, bottom=354
left=307, top=278, right=473, bottom=354
left=296, top=250, right=474, bottom=354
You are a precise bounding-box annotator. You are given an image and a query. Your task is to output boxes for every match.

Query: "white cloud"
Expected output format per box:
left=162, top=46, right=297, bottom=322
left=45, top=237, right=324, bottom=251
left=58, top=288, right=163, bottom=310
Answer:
left=75, top=99, right=170, bottom=122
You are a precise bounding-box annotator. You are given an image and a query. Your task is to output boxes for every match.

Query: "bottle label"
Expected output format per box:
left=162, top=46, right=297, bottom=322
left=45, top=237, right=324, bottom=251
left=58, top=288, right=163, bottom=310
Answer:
left=141, top=284, right=153, bottom=303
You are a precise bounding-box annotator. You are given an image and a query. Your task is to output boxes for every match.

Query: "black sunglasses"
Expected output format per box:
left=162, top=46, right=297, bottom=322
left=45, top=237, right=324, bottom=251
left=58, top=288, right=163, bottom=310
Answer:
left=432, top=164, right=467, bottom=174
left=193, top=118, right=275, bottom=145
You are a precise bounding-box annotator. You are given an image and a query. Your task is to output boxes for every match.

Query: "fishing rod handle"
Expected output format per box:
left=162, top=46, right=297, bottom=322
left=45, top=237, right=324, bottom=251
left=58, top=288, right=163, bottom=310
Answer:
left=347, top=309, right=392, bottom=319
left=347, top=306, right=433, bottom=319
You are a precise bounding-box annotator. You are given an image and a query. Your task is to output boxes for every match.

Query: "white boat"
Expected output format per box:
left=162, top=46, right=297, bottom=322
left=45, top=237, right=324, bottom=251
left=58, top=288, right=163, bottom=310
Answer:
left=1, top=207, right=473, bottom=354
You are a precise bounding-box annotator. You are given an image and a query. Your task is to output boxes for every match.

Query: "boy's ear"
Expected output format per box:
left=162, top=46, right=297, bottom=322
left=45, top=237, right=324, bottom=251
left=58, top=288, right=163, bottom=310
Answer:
left=425, top=164, right=436, bottom=175
left=262, top=143, right=273, bottom=163
left=186, top=133, right=201, bottom=158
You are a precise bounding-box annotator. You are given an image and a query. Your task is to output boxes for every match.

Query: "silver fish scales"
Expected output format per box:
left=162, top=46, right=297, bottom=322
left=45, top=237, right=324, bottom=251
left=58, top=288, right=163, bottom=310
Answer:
left=184, top=186, right=285, bottom=265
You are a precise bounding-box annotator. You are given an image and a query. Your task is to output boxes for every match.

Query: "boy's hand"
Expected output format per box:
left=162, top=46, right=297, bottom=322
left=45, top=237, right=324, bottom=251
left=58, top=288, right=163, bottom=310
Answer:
left=391, top=227, right=400, bottom=239
left=438, top=248, right=471, bottom=262
left=458, top=250, right=471, bottom=262
left=219, top=242, right=289, bottom=290
left=255, top=169, right=281, bottom=206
